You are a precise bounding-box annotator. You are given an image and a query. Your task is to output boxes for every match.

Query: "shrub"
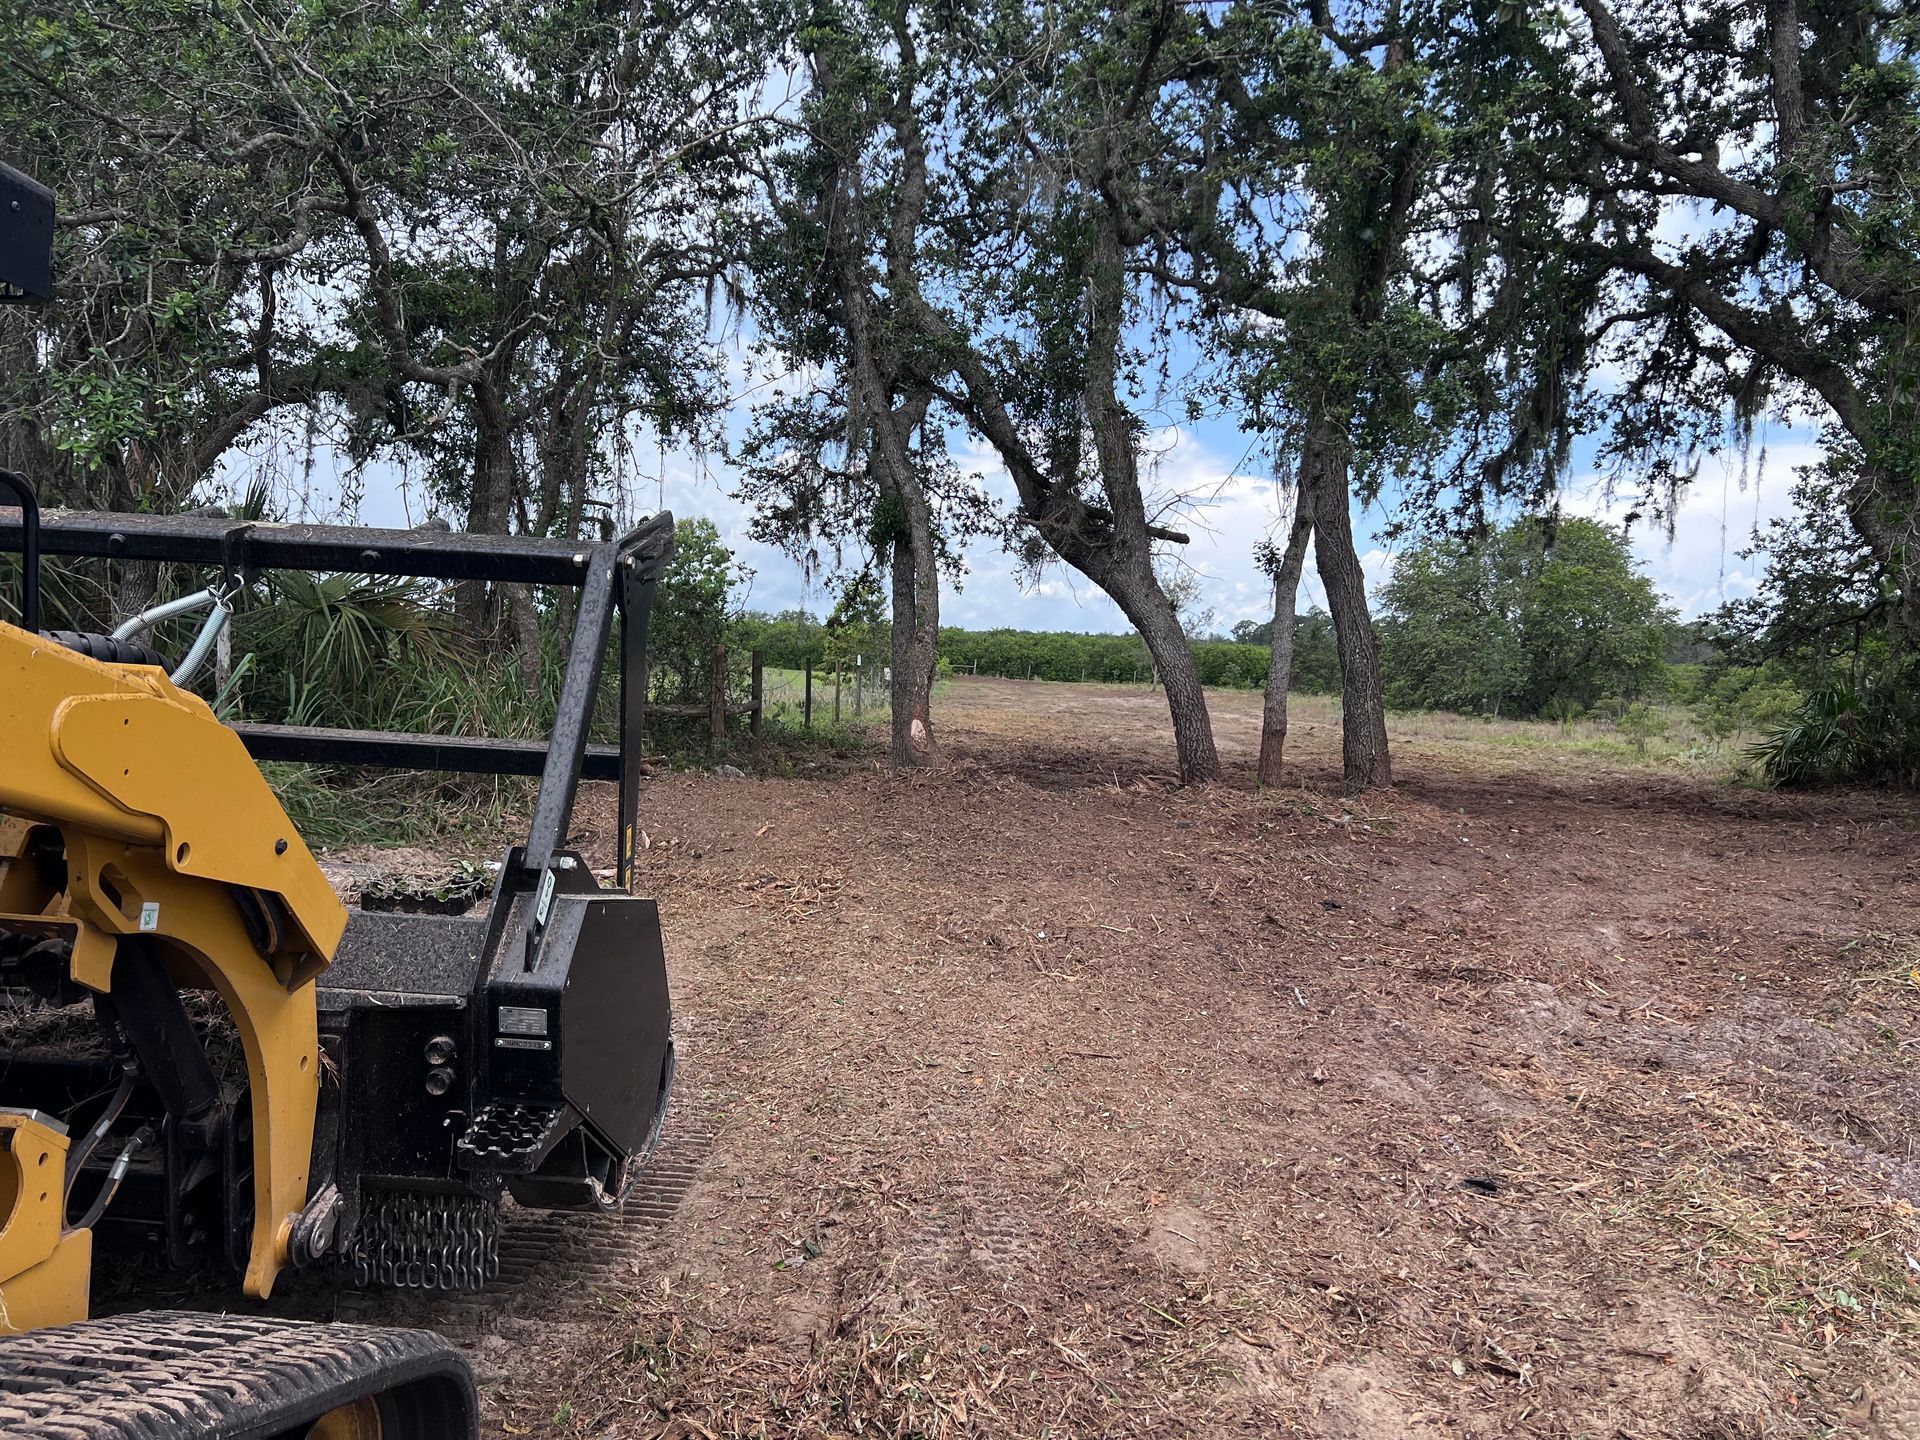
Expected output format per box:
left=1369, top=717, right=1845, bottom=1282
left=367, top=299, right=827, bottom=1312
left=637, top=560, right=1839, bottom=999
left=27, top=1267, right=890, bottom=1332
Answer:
left=1692, top=665, right=1804, bottom=746
left=1615, top=702, right=1670, bottom=757
left=1541, top=695, right=1585, bottom=734
left=1749, top=684, right=1920, bottom=788
left=650, top=518, right=742, bottom=708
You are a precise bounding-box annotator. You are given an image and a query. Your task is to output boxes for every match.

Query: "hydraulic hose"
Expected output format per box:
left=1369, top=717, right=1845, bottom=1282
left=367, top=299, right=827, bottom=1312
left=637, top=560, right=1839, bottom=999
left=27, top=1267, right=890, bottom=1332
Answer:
left=167, top=589, right=233, bottom=687
left=73, top=1125, right=154, bottom=1233
left=63, top=1060, right=137, bottom=1197
left=111, top=586, right=221, bottom=642
left=110, top=580, right=240, bottom=687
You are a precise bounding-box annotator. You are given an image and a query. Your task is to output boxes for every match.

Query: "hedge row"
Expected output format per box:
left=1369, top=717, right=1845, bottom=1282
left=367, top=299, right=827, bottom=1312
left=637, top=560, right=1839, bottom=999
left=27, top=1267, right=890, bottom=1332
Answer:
left=724, top=614, right=1340, bottom=693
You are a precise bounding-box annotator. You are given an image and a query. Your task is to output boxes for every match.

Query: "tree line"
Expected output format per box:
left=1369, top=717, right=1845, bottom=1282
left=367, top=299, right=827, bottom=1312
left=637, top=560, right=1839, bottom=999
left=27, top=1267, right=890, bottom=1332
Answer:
left=726, top=515, right=1680, bottom=714
left=3, top=0, right=1913, bottom=787
left=735, top=613, right=1335, bottom=693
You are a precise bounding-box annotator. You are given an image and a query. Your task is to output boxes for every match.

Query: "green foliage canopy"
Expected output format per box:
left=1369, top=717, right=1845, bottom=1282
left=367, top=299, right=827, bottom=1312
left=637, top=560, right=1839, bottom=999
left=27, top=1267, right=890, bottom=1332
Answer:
left=651, top=518, right=747, bottom=707
left=1376, top=517, right=1673, bottom=717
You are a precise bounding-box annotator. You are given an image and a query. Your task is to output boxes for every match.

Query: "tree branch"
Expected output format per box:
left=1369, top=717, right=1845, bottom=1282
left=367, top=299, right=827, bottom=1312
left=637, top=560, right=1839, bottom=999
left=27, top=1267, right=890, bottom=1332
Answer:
left=1601, top=244, right=1867, bottom=435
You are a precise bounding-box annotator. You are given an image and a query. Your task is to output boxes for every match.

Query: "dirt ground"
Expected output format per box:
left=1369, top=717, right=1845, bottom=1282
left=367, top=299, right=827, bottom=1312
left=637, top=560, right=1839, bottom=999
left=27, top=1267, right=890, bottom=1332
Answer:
left=357, top=676, right=1920, bottom=1438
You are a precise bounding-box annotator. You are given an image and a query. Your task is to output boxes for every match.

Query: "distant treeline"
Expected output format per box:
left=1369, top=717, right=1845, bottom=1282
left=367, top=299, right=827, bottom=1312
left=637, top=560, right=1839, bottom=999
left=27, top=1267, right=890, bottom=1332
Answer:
left=729, top=609, right=1343, bottom=692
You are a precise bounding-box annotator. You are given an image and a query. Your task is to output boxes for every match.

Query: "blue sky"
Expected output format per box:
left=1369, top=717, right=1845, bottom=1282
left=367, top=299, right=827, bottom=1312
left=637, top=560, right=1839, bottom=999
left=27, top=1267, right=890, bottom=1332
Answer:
left=260, top=398, right=1808, bottom=638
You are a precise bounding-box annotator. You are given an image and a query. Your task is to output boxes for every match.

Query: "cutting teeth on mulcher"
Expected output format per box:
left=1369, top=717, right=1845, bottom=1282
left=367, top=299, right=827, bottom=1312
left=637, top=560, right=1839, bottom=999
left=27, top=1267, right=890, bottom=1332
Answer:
left=351, top=1189, right=502, bottom=1291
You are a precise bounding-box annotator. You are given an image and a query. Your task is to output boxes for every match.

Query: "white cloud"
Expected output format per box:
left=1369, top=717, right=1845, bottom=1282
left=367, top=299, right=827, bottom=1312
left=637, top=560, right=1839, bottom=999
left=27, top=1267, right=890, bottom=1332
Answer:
left=220, top=397, right=1817, bottom=638
left=1559, top=439, right=1812, bottom=617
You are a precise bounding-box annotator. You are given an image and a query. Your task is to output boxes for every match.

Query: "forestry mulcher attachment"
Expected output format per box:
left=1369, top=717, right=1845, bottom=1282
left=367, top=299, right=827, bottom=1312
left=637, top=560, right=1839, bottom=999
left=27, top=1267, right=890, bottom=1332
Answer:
left=0, top=153, right=675, bottom=1440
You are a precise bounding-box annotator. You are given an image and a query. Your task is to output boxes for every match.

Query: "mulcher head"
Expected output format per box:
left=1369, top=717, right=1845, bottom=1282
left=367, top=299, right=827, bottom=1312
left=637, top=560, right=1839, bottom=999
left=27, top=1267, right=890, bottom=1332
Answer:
left=293, top=512, right=681, bottom=1288
left=320, top=853, right=675, bottom=1289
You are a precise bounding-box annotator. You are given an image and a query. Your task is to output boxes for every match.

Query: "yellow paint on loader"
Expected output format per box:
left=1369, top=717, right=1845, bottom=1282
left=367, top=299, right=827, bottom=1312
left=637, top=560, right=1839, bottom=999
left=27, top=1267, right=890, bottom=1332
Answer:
left=0, top=619, right=348, bottom=1302
left=0, top=1113, right=91, bottom=1334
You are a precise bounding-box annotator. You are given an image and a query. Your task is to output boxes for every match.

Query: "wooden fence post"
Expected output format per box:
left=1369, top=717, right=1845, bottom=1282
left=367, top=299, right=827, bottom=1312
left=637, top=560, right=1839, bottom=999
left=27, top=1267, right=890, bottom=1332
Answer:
left=804, top=662, right=813, bottom=729
left=709, top=643, right=727, bottom=749
left=750, top=648, right=764, bottom=738
left=834, top=661, right=843, bottom=724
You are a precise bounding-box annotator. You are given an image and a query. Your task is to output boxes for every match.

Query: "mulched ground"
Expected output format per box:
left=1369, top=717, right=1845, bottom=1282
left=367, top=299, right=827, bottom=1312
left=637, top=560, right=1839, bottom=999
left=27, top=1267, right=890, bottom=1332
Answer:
left=366, top=678, right=1920, bottom=1438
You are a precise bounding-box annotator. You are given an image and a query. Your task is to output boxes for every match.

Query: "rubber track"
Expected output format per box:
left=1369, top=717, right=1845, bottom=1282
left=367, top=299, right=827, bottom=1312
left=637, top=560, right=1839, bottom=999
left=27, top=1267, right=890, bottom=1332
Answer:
left=0, top=1310, right=477, bottom=1440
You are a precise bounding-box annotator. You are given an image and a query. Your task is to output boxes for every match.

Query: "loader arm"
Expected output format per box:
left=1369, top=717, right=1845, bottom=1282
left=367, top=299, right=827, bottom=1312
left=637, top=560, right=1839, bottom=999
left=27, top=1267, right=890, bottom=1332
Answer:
left=0, top=619, right=344, bottom=1301
left=0, top=501, right=677, bottom=1439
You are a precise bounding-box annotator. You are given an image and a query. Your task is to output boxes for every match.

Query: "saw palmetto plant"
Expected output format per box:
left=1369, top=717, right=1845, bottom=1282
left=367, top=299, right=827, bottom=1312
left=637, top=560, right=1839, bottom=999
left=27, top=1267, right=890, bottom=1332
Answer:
left=1751, top=684, right=1920, bottom=788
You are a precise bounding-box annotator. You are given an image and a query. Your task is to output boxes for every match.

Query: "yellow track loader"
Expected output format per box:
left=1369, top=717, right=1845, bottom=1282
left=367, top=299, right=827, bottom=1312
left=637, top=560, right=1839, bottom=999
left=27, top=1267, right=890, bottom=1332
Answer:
left=0, top=161, right=676, bottom=1437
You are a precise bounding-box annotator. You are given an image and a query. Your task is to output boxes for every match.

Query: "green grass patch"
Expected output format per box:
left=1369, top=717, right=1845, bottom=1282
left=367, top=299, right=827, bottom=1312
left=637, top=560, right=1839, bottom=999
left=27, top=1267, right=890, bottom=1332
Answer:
left=266, top=763, right=530, bottom=850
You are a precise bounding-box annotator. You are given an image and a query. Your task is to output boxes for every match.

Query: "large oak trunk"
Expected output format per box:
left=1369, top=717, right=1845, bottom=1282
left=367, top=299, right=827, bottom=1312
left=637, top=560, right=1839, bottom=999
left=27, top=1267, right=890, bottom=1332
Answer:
left=1258, top=470, right=1318, bottom=786
left=1108, top=563, right=1221, bottom=784
left=888, top=520, right=939, bottom=767
left=1308, top=424, right=1391, bottom=792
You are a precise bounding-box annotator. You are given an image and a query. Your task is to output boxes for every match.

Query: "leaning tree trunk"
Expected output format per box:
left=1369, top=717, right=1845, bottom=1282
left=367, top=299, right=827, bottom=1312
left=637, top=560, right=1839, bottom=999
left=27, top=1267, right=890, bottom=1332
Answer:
left=1307, top=417, right=1391, bottom=792
left=1108, top=560, right=1221, bottom=784
left=1258, top=468, right=1318, bottom=787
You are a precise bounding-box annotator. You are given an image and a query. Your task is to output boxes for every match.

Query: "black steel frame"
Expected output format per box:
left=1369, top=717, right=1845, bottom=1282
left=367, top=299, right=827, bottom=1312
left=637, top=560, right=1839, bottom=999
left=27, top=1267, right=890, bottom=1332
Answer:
left=0, top=506, right=674, bottom=890
left=0, top=161, right=54, bottom=305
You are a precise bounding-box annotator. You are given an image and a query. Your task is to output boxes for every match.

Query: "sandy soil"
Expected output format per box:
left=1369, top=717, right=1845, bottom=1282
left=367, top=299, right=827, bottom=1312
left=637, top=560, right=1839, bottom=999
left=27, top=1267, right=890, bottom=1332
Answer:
left=358, top=678, right=1920, bottom=1437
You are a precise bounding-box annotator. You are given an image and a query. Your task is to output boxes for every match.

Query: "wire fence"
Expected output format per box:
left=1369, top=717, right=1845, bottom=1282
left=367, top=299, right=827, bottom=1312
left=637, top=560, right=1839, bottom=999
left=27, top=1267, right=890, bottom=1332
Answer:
left=942, top=660, right=1165, bottom=686
left=758, top=659, right=889, bottom=729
